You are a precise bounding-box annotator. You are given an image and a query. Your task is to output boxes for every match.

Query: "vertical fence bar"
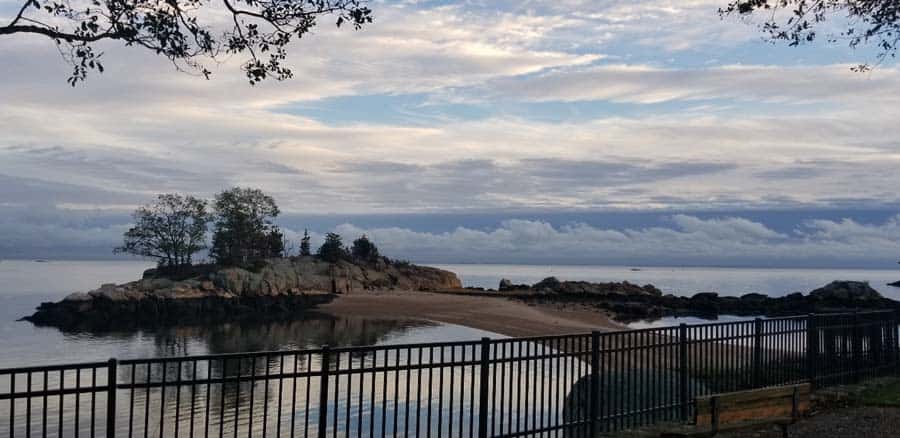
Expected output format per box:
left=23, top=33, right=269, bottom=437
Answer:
left=853, top=311, right=861, bottom=383
left=752, top=318, right=763, bottom=388
left=678, top=324, right=688, bottom=422
left=894, top=311, right=900, bottom=375
left=318, top=346, right=331, bottom=438
left=589, top=331, right=600, bottom=438
left=806, top=314, right=817, bottom=389
left=106, top=359, right=117, bottom=438
left=477, top=338, right=490, bottom=438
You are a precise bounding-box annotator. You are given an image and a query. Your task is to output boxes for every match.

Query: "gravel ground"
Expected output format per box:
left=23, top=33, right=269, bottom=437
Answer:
left=716, top=406, right=900, bottom=438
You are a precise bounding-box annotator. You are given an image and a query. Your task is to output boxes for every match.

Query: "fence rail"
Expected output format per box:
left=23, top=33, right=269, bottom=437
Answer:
left=3, top=310, right=899, bottom=437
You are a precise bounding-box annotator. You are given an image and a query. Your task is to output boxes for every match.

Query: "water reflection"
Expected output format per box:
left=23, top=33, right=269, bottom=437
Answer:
left=4, top=330, right=591, bottom=438
left=2, top=314, right=479, bottom=437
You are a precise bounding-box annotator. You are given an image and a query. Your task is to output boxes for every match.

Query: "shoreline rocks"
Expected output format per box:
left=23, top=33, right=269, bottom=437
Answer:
left=22, top=256, right=461, bottom=330
left=490, top=278, right=900, bottom=321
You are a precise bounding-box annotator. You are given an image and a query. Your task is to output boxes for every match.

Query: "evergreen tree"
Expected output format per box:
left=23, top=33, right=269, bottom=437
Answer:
left=300, top=229, right=312, bottom=256
left=317, top=232, right=348, bottom=263
left=265, top=226, right=286, bottom=259
left=351, top=235, right=380, bottom=263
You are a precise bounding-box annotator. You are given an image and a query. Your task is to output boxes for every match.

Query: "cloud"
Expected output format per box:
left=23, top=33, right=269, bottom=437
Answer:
left=327, top=214, right=900, bottom=267
left=470, top=64, right=900, bottom=106
left=0, top=204, right=129, bottom=258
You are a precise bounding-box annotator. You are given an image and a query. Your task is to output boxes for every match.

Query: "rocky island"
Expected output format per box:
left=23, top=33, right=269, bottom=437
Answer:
left=23, top=256, right=461, bottom=330
left=478, top=277, right=900, bottom=321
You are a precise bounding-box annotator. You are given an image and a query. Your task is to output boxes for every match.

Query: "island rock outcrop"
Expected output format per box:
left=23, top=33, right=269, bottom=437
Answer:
left=24, top=257, right=461, bottom=330
left=486, top=278, right=899, bottom=321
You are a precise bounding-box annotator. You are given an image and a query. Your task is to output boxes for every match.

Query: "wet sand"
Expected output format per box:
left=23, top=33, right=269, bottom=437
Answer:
left=318, top=290, right=625, bottom=337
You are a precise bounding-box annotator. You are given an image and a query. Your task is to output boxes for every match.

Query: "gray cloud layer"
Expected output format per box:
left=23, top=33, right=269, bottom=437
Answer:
left=3, top=203, right=897, bottom=269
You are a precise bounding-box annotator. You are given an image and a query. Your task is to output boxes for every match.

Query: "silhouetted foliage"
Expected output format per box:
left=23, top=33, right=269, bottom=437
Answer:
left=389, top=258, right=412, bottom=268
left=351, top=234, right=379, bottom=263
left=267, top=226, right=286, bottom=258
left=317, top=232, right=348, bottom=263
left=210, top=187, right=283, bottom=266
left=300, top=228, right=312, bottom=256
left=115, top=194, right=210, bottom=269
left=722, top=1, right=900, bottom=70
left=0, top=0, right=372, bottom=85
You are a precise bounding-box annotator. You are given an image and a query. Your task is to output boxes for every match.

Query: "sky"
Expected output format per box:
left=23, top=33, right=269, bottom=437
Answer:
left=1, top=0, right=899, bottom=268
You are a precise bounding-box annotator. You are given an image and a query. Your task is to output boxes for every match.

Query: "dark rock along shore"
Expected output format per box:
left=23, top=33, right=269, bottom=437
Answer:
left=23, top=256, right=461, bottom=330
left=23, top=256, right=897, bottom=330
left=491, top=277, right=900, bottom=321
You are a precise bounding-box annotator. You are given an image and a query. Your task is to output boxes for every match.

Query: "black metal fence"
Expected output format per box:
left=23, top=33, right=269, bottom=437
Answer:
left=2, top=310, right=898, bottom=437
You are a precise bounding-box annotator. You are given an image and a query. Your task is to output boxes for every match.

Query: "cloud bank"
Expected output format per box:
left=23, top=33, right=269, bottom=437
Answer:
left=328, top=215, right=900, bottom=268
left=5, top=205, right=898, bottom=269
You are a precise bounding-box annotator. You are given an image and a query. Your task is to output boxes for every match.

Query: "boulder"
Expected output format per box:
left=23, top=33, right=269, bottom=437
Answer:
left=809, top=281, right=883, bottom=303
left=533, top=277, right=562, bottom=290
left=889, top=281, right=900, bottom=288
left=499, top=278, right=530, bottom=291
left=63, top=292, right=92, bottom=302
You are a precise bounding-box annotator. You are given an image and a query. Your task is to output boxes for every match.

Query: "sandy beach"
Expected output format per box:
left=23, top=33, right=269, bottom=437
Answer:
left=318, top=290, right=626, bottom=337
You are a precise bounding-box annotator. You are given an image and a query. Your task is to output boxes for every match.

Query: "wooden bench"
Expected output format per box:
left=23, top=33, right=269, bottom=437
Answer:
left=661, top=383, right=810, bottom=438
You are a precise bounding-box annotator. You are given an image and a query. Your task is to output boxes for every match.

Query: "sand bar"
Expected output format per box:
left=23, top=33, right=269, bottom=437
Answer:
left=318, top=290, right=626, bottom=338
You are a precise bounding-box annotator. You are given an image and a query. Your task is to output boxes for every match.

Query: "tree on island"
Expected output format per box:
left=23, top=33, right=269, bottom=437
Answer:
left=351, top=234, right=379, bottom=263
left=317, top=232, right=349, bottom=263
left=115, top=194, right=210, bottom=269
left=722, top=1, right=900, bottom=71
left=0, top=0, right=372, bottom=85
left=210, top=187, right=284, bottom=266
left=300, top=229, right=312, bottom=256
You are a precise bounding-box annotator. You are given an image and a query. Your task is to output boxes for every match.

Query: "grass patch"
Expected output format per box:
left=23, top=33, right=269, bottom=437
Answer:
left=859, top=378, right=900, bottom=407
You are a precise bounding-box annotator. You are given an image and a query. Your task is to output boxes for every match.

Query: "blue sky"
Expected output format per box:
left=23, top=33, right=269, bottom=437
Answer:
left=1, top=0, right=899, bottom=267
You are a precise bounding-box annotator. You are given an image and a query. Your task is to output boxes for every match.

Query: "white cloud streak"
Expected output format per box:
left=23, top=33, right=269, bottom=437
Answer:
left=329, top=215, right=900, bottom=267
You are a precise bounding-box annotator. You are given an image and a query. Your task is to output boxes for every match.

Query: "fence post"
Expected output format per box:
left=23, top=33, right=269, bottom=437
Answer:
left=106, top=358, right=117, bottom=438
left=852, top=311, right=861, bottom=383
left=478, top=337, right=491, bottom=438
left=806, top=314, right=817, bottom=389
left=753, top=318, right=763, bottom=388
left=590, top=331, right=600, bottom=438
left=679, top=323, right=689, bottom=422
left=318, top=346, right=331, bottom=438
left=894, top=310, right=900, bottom=373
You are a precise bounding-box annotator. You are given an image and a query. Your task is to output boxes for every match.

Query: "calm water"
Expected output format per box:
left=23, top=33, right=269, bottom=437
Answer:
left=435, top=263, right=900, bottom=299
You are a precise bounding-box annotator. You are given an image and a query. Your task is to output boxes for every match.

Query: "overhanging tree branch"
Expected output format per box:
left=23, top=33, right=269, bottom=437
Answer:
left=721, top=0, right=900, bottom=71
left=0, top=0, right=372, bottom=85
